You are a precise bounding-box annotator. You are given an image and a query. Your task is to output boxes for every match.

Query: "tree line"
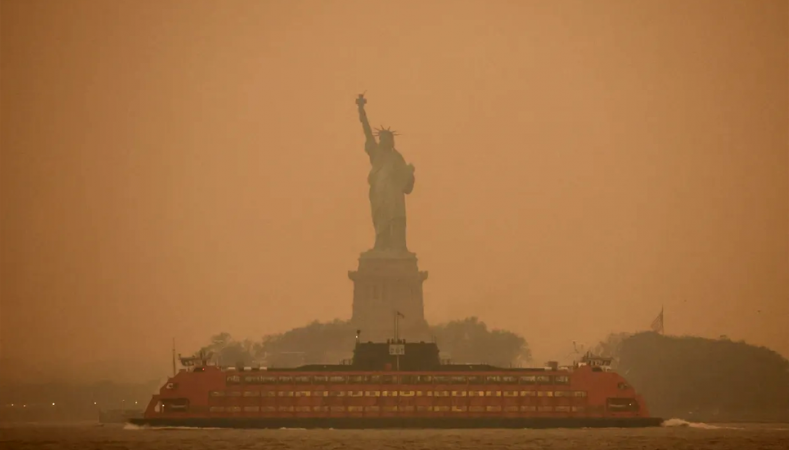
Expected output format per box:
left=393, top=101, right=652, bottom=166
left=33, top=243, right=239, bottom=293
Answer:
left=196, top=317, right=532, bottom=368
left=596, top=331, right=789, bottom=421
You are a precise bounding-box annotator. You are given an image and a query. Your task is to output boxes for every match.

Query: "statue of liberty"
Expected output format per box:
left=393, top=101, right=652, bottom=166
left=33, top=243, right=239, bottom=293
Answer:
left=356, top=93, right=415, bottom=253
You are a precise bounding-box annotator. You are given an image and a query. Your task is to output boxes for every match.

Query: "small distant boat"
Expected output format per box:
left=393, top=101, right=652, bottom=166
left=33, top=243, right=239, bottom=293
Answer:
left=99, top=409, right=143, bottom=424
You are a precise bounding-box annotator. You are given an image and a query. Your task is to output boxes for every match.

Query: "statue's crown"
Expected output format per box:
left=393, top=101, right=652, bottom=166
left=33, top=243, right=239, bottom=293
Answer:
left=374, top=126, right=399, bottom=138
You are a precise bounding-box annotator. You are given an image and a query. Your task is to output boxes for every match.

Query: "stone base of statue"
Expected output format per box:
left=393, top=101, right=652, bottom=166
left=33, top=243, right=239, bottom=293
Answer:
left=348, top=249, right=431, bottom=342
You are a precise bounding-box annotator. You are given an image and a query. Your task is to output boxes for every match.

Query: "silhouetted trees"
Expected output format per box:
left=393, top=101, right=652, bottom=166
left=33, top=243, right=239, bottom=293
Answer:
left=598, top=331, right=789, bottom=421
left=431, top=317, right=532, bottom=366
left=195, top=317, right=532, bottom=368
left=199, top=332, right=261, bottom=366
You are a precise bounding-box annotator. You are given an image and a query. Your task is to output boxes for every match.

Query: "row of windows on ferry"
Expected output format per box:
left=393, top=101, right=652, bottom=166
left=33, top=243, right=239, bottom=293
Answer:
left=208, top=405, right=588, bottom=413
left=210, top=390, right=587, bottom=398
left=227, top=374, right=571, bottom=385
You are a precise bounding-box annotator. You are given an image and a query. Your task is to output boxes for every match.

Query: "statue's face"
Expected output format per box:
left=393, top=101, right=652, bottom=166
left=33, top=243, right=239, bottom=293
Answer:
left=379, top=133, right=394, bottom=150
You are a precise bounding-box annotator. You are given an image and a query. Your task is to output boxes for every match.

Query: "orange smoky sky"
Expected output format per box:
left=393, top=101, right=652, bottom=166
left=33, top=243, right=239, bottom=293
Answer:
left=1, top=0, right=787, bottom=383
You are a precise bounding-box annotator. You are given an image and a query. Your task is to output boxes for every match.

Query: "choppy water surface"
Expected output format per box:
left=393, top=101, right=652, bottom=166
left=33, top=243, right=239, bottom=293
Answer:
left=1, top=420, right=788, bottom=450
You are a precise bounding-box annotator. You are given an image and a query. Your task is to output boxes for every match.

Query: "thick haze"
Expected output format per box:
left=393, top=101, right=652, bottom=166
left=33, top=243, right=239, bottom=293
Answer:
left=1, top=0, right=787, bottom=383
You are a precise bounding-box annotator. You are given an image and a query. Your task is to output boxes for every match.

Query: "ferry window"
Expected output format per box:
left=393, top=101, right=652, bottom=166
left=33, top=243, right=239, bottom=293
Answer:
left=329, top=376, right=347, bottom=384
left=294, top=376, right=312, bottom=384
left=278, top=376, right=293, bottom=383
left=536, top=375, right=552, bottom=384
left=537, top=391, right=553, bottom=397
left=451, top=391, right=467, bottom=397
left=209, top=406, right=224, bottom=412
left=451, top=406, right=467, bottom=412
left=554, top=391, right=571, bottom=397
left=451, top=376, right=467, bottom=384
left=364, top=406, right=380, bottom=412
left=573, top=391, right=587, bottom=397
left=416, top=405, right=432, bottom=412
left=520, top=390, right=536, bottom=397
left=226, top=375, right=241, bottom=384
left=399, top=375, right=416, bottom=384
left=257, top=376, right=277, bottom=384
left=313, top=376, right=328, bottom=384
left=417, top=375, right=432, bottom=384
left=243, top=391, right=260, bottom=397
left=294, top=391, right=311, bottom=397
left=295, top=406, right=311, bottom=412
left=313, top=406, right=329, bottom=412
left=381, top=375, right=398, bottom=384
left=606, top=398, right=639, bottom=412
left=348, top=390, right=364, bottom=397
left=243, top=406, right=259, bottom=412
left=467, top=376, right=484, bottom=385
left=434, top=390, right=450, bottom=397
left=381, top=390, right=398, bottom=397
left=485, top=391, right=502, bottom=397
left=503, top=391, right=518, bottom=397
left=382, top=406, right=398, bottom=412
left=486, top=406, right=502, bottom=412
left=261, top=391, right=277, bottom=397
left=349, top=375, right=368, bottom=383
left=469, top=406, right=485, bottom=412
left=261, top=406, right=276, bottom=412
left=555, top=406, right=570, bottom=412
left=399, top=406, right=415, bottom=412
left=348, top=406, right=363, bottom=412
left=277, top=391, right=294, bottom=397
left=330, top=406, right=345, bottom=412
left=537, top=406, right=553, bottom=412
left=485, top=375, right=501, bottom=384
left=468, top=391, right=484, bottom=397
left=227, top=406, right=241, bottom=412
left=313, top=391, right=329, bottom=397
left=365, top=391, right=380, bottom=397
left=501, top=376, right=518, bottom=384
left=520, top=405, right=536, bottom=412
left=399, top=390, right=415, bottom=397
left=369, top=375, right=381, bottom=384
left=209, top=391, right=225, bottom=397
left=432, top=376, right=451, bottom=384
left=572, top=406, right=585, bottom=412
left=434, top=406, right=450, bottom=412
left=226, top=391, right=241, bottom=397
left=504, top=406, right=519, bottom=412
left=519, top=375, right=536, bottom=384
left=277, top=406, right=294, bottom=412
left=555, top=376, right=570, bottom=385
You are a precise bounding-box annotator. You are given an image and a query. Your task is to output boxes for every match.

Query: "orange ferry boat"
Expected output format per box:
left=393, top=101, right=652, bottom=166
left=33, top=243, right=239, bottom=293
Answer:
left=131, top=336, right=661, bottom=428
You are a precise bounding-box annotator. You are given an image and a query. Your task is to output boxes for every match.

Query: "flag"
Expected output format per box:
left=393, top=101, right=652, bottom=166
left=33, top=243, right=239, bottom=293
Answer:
left=650, top=307, right=664, bottom=334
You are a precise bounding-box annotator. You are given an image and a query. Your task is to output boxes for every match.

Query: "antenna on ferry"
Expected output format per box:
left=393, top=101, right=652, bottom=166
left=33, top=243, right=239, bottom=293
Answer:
left=171, top=338, right=177, bottom=376
left=393, top=310, right=404, bottom=342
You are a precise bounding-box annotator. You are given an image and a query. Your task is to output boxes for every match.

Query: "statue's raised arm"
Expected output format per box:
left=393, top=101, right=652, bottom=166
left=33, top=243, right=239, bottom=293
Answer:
left=356, top=93, right=376, bottom=153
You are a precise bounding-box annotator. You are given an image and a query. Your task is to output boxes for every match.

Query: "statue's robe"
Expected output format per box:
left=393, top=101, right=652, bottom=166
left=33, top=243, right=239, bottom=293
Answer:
left=366, top=138, right=414, bottom=251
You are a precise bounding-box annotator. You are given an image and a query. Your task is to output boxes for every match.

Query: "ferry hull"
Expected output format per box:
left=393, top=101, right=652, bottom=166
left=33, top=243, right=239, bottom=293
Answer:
left=129, top=416, right=663, bottom=429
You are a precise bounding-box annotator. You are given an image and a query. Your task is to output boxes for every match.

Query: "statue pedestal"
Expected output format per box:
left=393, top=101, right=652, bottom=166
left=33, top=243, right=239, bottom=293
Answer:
left=349, top=250, right=430, bottom=342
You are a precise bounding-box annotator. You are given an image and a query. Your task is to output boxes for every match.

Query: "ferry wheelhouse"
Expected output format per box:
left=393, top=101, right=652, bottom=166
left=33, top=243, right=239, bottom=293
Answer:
left=131, top=334, right=660, bottom=428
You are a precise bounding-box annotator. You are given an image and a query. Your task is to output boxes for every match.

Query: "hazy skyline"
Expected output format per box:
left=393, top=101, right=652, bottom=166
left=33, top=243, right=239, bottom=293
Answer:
left=1, top=0, right=787, bottom=383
